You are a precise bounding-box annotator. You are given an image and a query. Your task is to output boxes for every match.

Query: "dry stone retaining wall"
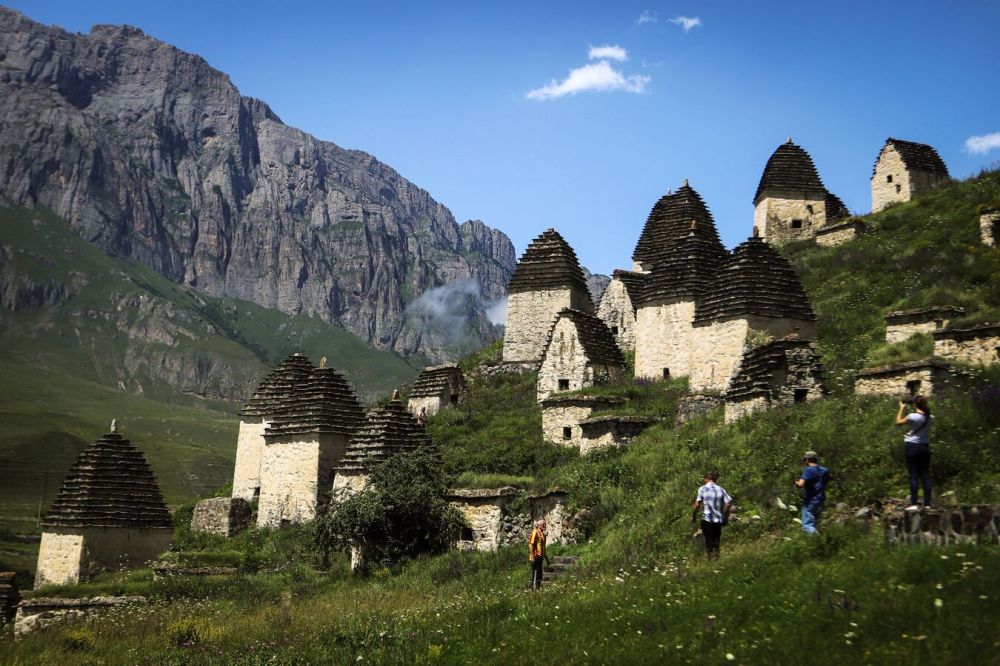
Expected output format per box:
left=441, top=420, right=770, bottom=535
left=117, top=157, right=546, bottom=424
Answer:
left=883, top=506, right=999, bottom=545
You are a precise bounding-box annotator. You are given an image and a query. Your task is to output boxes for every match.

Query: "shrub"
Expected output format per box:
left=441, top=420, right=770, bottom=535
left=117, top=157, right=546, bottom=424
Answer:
left=60, top=627, right=96, bottom=653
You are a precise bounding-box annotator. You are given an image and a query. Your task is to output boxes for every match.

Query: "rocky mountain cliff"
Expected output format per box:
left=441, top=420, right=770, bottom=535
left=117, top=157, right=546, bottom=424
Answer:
left=0, top=8, right=516, bottom=360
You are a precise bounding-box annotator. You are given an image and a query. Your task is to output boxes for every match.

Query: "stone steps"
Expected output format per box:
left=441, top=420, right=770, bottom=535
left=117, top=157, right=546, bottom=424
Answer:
left=542, top=555, right=579, bottom=583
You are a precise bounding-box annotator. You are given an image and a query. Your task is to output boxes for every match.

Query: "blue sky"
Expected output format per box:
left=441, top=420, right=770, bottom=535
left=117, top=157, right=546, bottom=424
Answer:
left=8, top=1, right=1000, bottom=274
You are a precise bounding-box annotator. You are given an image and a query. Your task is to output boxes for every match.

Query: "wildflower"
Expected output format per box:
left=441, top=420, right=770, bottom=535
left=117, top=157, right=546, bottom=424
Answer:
left=726, top=653, right=736, bottom=661
left=934, top=598, right=943, bottom=608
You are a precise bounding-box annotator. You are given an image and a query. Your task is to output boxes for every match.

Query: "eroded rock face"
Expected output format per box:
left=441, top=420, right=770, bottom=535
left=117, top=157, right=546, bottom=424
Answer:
left=0, top=9, right=515, bottom=360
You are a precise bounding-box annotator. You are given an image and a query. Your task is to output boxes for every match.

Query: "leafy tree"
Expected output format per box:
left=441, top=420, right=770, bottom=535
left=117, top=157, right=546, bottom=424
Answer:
left=314, top=448, right=466, bottom=572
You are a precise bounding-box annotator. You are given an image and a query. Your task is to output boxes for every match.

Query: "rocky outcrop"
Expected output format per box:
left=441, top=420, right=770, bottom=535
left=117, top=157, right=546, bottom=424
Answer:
left=0, top=9, right=515, bottom=360
left=582, top=268, right=611, bottom=305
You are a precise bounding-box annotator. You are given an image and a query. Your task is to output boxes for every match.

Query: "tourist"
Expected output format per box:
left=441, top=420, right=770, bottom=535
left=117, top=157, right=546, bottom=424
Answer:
left=692, top=471, right=732, bottom=559
left=896, top=395, right=933, bottom=509
left=795, top=451, right=830, bottom=534
left=528, top=519, right=549, bottom=590
left=416, top=407, right=428, bottom=428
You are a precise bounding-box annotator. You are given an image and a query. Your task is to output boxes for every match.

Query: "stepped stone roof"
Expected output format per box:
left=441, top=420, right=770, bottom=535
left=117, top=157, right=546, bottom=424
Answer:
left=409, top=364, right=463, bottom=398
left=694, top=237, right=816, bottom=324
left=856, top=359, right=952, bottom=377
left=637, top=224, right=728, bottom=305
left=334, top=400, right=434, bottom=475
left=544, top=309, right=626, bottom=368
left=824, top=192, right=850, bottom=220
left=610, top=270, right=647, bottom=314
left=754, top=140, right=827, bottom=203
left=633, top=183, right=723, bottom=268
left=884, top=305, right=965, bottom=323
left=933, top=323, right=1000, bottom=341
left=41, top=429, right=172, bottom=529
left=265, top=365, right=365, bottom=437
left=241, top=352, right=315, bottom=418
left=507, top=228, right=591, bottom=296
left=876, top=138, right=949, bottom=177
left=726, top=340, right=825, bottom=401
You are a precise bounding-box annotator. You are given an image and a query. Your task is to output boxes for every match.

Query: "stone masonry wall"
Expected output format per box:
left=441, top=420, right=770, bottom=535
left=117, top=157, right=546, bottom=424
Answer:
left=15, top=596, right=148, bottom=639
left=886, top=320, right=951, bottom=344
left=331, top=471, right=369, bottom=500
left=232, top=417, right=268, bottom=501
left=872, top=148, right=910, bottom=213
left=753, top=190, right=826, bottom=245
left=724, top=395, right=769, bottom=423
left=634, top=300, right=696, bottom=380
left=854, top=367, right=937, bottom=397
left=597, top=278, right=637, bottom=352
left=933, top=333, right=1000, bottom=366
left=36, top=527, right=171, bottom=588
left=191, top=497, right=253, bottom=537
left=503, top=288, right=590, bottom=364
left=34, top=529, right=83, bottom=588
left=883, top=505, right=999, bottom=545
left=537, top=317, right=621, bottom=401
left=815, top=222, right=861, bottom=247
left=981, top=212, right=1000, bottom=247
left=257, top=433, right=348, bottom=527
left=449, top=500, right=506, bottom=552
left=407, top=394, right=446, bottom=418
left=542, top=403, right=597, bottom=447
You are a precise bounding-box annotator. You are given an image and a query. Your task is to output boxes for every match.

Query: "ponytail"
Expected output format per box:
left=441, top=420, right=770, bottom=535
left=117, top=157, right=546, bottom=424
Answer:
left=914, top=395, right=931, bottom=416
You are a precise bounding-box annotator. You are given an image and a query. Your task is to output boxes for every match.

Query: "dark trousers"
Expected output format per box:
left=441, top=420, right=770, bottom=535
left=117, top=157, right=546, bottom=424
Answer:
left=530, top=557, right=544, bottom=590
left=701, top=520, right=722, bottom=558
left=905, top=443, right=931, bottom=506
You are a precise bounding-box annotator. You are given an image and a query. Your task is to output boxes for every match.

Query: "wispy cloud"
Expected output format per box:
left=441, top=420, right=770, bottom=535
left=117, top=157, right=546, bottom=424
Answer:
left=588, top=44, right=628, bottom=62
left=526, top=59, right=651, bottom=101
left=636, top=10, right=657, bottom=25
left=669, top=16, right=702, bottom=32
left=965, top=132, right=1000, bottom=154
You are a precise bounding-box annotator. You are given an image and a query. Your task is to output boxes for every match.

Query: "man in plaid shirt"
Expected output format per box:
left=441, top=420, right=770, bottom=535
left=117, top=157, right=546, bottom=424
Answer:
left=692, top=470, right=732, bottom=559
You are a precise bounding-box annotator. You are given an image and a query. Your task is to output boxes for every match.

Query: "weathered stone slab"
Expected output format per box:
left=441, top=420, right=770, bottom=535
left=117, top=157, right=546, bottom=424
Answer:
left=191, top=497, right=252, bottom=537
left=14, top=596, right=147, bottom=639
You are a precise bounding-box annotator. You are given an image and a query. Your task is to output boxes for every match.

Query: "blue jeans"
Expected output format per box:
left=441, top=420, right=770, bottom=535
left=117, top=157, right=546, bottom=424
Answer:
left=801, top=498, right=823, bottom=534
left=905, top=443, right=931, bottom=507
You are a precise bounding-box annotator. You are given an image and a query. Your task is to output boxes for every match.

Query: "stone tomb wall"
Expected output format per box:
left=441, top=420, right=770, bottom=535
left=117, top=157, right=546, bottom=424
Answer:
left=446, top=488, right=518, bottom=552
left=537, top=317, right=622, bottom=401
left=872, top=147, right=947, bottom=213
left=815, top=220, right=864, bottom=247
left=14, top=595, right=148, bottom=639
left=597, top=278, right=637, bottom=352
left=542, top=403, right=596, bottom=447
left=503, top=288, right=591, bottom=364
left=753, top=190, right=826, bottom=245
left=933, top=327, right=1000, bottom=366
left=724, top=395, right=770, bottom=423
left=854, top=363, right=954, bottom=397
left=331, top=471, right=369, bottom=500
left=886, top=319, right=953, bottom=344
left=981, top=211, right=1000, bottom=247
left=232, top=416, right=268, bottom=501
left=883, top=505, right=999, bottom=546
left=257, top=433, right=349, bottom=527
left=408, top=394, right=447, bottom=418
left=35, top=527, right=171, bottom=588
left=578, top=416, right=657, bottom=455
left=634, top=300, right=695, bottom=380
left=191, top=497, right=253, bottom=537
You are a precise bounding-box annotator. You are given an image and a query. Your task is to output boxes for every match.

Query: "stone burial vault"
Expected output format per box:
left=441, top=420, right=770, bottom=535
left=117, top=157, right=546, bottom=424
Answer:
left=406, top=363, right=466, bottom=418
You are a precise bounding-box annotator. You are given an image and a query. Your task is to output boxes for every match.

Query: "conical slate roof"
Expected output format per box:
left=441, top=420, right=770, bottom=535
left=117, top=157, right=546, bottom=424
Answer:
left=637, top=223, right=728, bottom=305
left=265, top=365, right=365, bottom=437
left=753, top=140, right=827, bottom=204
left=610, top=269, right=647, bottom=315
left=543, top=308, right=626, bottom=368
left=409, top=364, right=464, bottom=399
left=507, top=228, right=591, bottom=296
left=42, top=429, right=172, bottom=529
left=693, top=237, right=816, bottom=324
left=875, top=138, right=949, bottom=177
left=241, top=353, right=315, bottom=417
left=726, top=340, right=825, bottom=401
left=824, top=192, right=850, bottom=221
left=633, top=183, right=722, bottom=268
left=334, top=400, right=434, bottom=475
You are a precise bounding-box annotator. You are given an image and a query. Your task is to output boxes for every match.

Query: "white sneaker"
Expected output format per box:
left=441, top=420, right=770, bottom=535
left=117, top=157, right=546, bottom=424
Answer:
left=904, top=505, right=920, bottom=512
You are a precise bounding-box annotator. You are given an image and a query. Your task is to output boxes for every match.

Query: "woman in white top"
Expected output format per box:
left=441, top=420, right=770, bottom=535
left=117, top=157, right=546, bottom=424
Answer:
left=895, top=395, right=932, bottom=509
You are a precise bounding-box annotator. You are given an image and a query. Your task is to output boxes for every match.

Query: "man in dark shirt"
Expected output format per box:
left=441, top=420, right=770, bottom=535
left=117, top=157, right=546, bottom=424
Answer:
left=795, top=451, right=829, bottom=535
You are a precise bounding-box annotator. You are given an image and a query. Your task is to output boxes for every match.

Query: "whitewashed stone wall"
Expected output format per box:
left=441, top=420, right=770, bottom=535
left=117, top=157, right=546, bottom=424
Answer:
left=634, top=300, right=696, bottom=380
left=531, top=494, right=573, bottom=545
left=232, top=417, right=268, bottom=501
left=35, top=527, right=172, bottom=588
left=724, top=396, right=770, bottom=423
left=981, top=212, right=999, bottom=247
left=597, top=278, right=637, bottom=352
left=537, top=318, right=621, bottom=401
left=503, top=288, right=591, bottom=364
left=449, top=500, right=505, bottom=552
left=542, top=403, right=596, bottom=447
left=886, top=320, right=950, bottom=344
left=407, top=394, right=446, bottom=418
left=257, top=433, right=349, bottom=527
left=934, top=333, right=1000, bottom=366
left=754, top=190, right=826, bottom=245
left=689, top=316, right=817, bottom=393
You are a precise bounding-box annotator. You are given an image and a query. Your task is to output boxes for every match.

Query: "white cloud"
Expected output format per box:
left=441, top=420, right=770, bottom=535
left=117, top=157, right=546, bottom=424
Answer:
left=526, top=60, right=651, bottom=101
left=669, top=16, right=702, bottom=32
left=588, top=44, right=628, bottom=62
left=965, top=132, right=1000, bottom=154
left=636, top=10, right=657, bottom=25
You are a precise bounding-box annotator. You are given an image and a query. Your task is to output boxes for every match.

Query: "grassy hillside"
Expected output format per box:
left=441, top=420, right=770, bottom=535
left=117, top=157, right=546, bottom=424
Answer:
left=2, top=173, right=999, bottom=662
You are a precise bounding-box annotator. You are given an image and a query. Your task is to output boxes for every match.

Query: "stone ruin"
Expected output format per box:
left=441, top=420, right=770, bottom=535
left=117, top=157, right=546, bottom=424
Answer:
left=814, top=218, right=866, bottom=247
left=537, top=308, right=626, bottom=401
left=447, top=488, right=579, bottom=552
left=232, top=352, right=315, bottom=501
left=331, top=397, right=434, bottom=498
left=724, top=339, right=825, bottom=423
left=854, top=359, right=964, bottom=398
left=578, top=415, right=658, bottom=455
left=883, top=505, right=999, bottom=546
left=632, top=183, right=727, bottom=380
left=540, top=394, right=626, bottom=448
left=871, top=137, right=949, bottom=213
left=933, top=323, right=1000, bottom=366
left=675, top=394, right=725, bottom=425
left=34, top=424, right=172, bottom=588
left=256, top=359, right=365, bottom=528
left=884, top=305, right=965, bottom=343
left=981, top=205, right=1000, bottom=247
left=407, top=364, right=465, bottom=418
left=191, top=497, right=253, bottom=537
left=502, top=228, right=594, bottom=365
left=14, top=595, right=147, bottom=639
left=0, top=571, right=18, bottom=625
left=596, top=269, right=646, bottom=352
left=752, top=139, right=850, bottom=246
